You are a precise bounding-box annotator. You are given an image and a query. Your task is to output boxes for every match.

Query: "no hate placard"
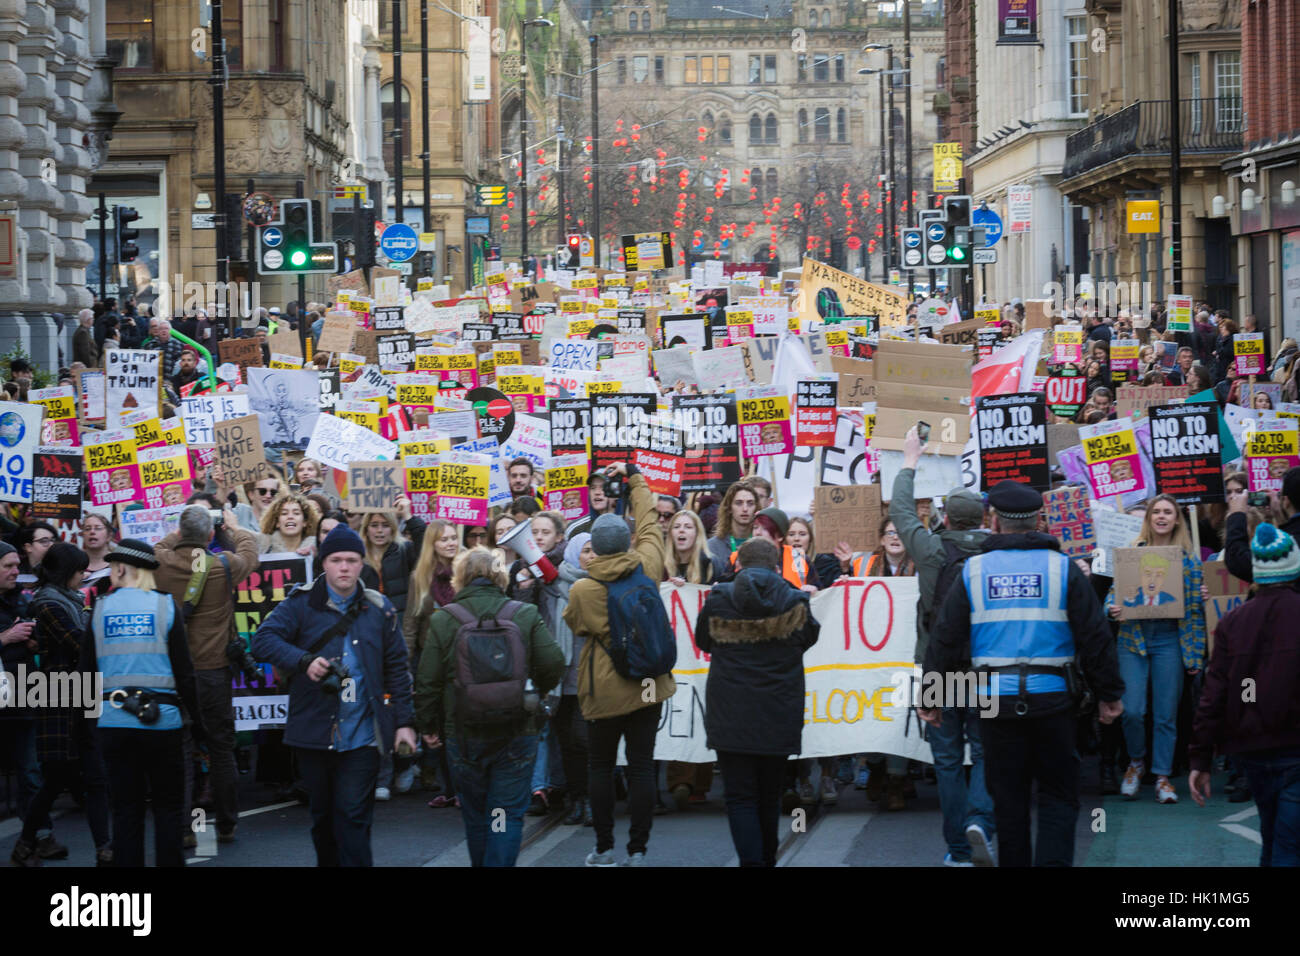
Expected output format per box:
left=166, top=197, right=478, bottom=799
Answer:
left=1148, top=403, right=1224, bottom=504
left=976, top=393, right=1049, bottom=491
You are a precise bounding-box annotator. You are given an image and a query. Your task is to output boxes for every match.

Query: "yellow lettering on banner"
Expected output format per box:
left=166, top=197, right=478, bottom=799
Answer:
left=1082, top=430, right=1138, bottom=464
left=85, top=441, right=136, bottom=471
left=738, top=395, right=790, bottom=424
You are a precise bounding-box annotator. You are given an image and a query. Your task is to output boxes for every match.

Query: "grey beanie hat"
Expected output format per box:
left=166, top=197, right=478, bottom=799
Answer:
left=590, top=513, right=631, bottom=555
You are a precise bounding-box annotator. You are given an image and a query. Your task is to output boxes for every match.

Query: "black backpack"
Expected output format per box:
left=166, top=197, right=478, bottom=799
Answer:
left=444, top=601, right=531, bottom=728
left=921, top=537, right=978, bottom=634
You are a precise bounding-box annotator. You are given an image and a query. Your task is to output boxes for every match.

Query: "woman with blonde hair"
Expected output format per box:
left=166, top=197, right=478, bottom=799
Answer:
left=664, top=510, right=718, bottom=585
left=257, top=493, right=320, bottom=555
left=1105, top=494, right=1206, bottom=805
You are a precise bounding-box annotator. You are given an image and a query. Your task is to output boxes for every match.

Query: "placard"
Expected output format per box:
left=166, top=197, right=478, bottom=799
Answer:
left=119, top=504, right=185, bottom=547
left=588, top=393, right=656, bottom=475
left=798, top=258, right=908, bottom=328
left=404, top=454, right=440, bottom=520
left=1051, top=324, right=1083, bottom=365
left=376, top=333, right=418, bottom=369
left=247, top=368, right=320, bottom=450
left=1110, top=339, right=1139, bottom=380
left=1148, top=403, right=1224, bottom=504
left=1115, top=384, right=1191, bottom=419
left=219, top=337, right=264, bottom=375
left=543, top=454, right=589, bottom=522
left=372, top=306, right=406, bottom=331
left=1114, top=546, right=1184, bottom=620
left=1233, top=332, right=1265, bottom=377
left=1202, top=560, right=1251, bottom=650
left=693, top=345, right=750, bottom=390
left=976, top=392, right=1049, bottom=491
left=317, top=311, right=357, bottom=354
left=31, top=446, right=83, bottom=523
left=632, top=414, right=686, bottom=498
left=104, top=349, right=162, bottom=424
left=138, top=444, right=193, bottom=508
left=1166, top=294, right=1192, bottom=333
left=1079, top=417, right=1145, bottom=498
left=549, top=397, right=591, bottom=458
left=0, top=402, right=43, bottom=503
left=346, top=460, right=404, bottom=512
left=213, top=414, right=270, bottom=485
left=1043, top=485, right=1094, bottom=558
left=1090, top=502, right=1146, bottom=577
left=736, top=387, right=793, bottom=458
left=75, top=368, right=106, bottom=423
left=1245, top=420, right=1300, bottom=492
left=306, top=412, right=397, bottom=470
left=179, top=393, right=251, bottom=445
left=30, top=386, right=79, bottom=446
left=794, top=375, right=838, bottom=447
left=84, top=428, right=142, bottom=507
left=814, top=484, right=882, bottom=554
left=436, top=452, right=491, bottom=525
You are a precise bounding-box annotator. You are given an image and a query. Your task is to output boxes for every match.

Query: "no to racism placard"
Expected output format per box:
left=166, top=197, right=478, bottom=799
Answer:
left=736, top=386, right=793, bottom=458
left=544, top=454, right=589, bottom=522
left=1079, top=417, right=1145, bottom=499
left=672, top=394, right=741, bottom=496
left=976, top=392, right=1049, bottom=491
left=84, top=428, right=142, bottom=507
left=1245, top=420, right=1300, bottom=492
left=1148, top=403, right=1224, bottom=504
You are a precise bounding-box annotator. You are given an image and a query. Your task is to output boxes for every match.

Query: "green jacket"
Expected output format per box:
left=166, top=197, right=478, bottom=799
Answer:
left=414, top=580, right=565, bottom=739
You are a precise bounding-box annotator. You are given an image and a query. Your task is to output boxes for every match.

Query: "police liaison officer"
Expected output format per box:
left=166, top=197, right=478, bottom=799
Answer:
left=921, top=481, right=1124, bottom=867
left=86, top=539, right=206, bottom=867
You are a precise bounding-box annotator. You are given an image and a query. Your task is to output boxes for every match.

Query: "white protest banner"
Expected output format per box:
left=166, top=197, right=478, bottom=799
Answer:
left=306, top=413, right=398, bottom=470
left=1089, top=501, right=1146, bottom=577
left=105, top=349, right=162, bottom=424
left=179, top=393, right=251, bottom=445
left=119, top=504, right=186, bottom=545
left=693, top=345, right=749, bottom=390
left=500, top=413, right=550, bottom=471
left=0, top=402, right=44, bottom=502
left=548, top=338, right=599, bottom=370
left=654, top=580, right=932, bottom=762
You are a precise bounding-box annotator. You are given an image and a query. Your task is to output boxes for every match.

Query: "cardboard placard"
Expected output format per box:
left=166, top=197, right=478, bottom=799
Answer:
left=346, top=460, right=404, bottom=512
left=213, top=414, right=270, bottom=485
left=814, top=484, right=882, bottom=554
left=830, top=354, right=875, bottom=406
left=1114, top=546, right=1184, bottom=619
left=219, top=337, right=265, bottom=374
left=937, top=316, right=983, bottom=347
left=1047, top=422, right=1081, bottom=467
left=1115, top=384, right=1190, bottom=419
left=1043, top=485, right=1095, bottom=558
left=317, top=311, right=357, bottom=354
left=1202, top=560, right=1251, bottom=653
left=798, top=258, right=908, bottom=327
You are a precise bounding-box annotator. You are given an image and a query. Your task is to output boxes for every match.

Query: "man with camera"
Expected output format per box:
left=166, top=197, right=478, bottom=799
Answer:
left=154, top=504, right=260, bottom=844
left=252, top=524, right=416, bottom=866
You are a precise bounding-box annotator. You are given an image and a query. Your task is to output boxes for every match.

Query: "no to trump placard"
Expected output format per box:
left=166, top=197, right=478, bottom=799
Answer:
left=1080, top=417, right=1145, bottom=499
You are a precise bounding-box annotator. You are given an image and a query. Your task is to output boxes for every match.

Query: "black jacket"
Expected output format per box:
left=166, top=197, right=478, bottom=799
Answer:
left=0, top=586, right=30, bottom=720
left=925, top=531, right=1124, bottom=718
left=1223, top=511, right=1300, bottom=584
left=371, top=518, right=425, bottom=616
left=695, top=567, right=819, bottom=755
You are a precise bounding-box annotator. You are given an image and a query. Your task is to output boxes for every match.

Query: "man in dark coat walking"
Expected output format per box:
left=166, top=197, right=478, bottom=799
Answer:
left=696, top=538, right=819, bottom=866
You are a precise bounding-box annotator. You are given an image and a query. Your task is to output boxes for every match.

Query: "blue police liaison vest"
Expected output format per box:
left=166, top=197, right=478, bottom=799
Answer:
left=92, top=588, right=182, bottom=731
left=963, top=548, right=1074, bottom=698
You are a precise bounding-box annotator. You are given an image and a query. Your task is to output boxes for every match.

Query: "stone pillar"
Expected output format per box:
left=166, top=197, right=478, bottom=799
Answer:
left=362, top=27, right=386, bottom=210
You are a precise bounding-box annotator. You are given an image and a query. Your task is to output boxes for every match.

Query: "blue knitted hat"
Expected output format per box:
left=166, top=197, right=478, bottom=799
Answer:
left=319, top=524, right=366, bottom=561
left=1251, top=523, right=1300, bottom=586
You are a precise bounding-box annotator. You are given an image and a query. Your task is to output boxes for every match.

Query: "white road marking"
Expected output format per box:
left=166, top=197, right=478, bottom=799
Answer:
left=779, top=811, right=873, bottom=867
left=238, top=800, right=300, bottom=818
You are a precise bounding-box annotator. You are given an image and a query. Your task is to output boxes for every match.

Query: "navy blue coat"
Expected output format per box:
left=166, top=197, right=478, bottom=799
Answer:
left=251, top=574, right=415, bottom=750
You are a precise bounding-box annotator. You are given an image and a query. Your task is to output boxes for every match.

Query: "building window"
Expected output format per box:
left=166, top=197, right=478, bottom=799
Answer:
left=1189, top=56, right=1202, bottom=134
left=797, top=54, right=807, bottom=82
left=655, top=55, right=664, bottom=83
left=1214, top=51, right=1241, bottom=131
left=632, top=55, right=648, bottom=83
left=809, top=9, right=817, bottom=26
left=617, top=57, right=627, bottom=84
left=379, top=0, right=388, bottom=31
left=749, top=113, right=762, bottom=144
left=765, top=54, right=776, bottom=83
left=752, top=168, right=764, bottom=203
left=702, top=109, right=714, bottom=133
left=836, top=107, right=846, bottom=142
left=813, top=54, right=829, bottom=83
left=764, top=112, right=778, bottom=144
left=937, top=55, right=946, bottom=89
left=642, top=12, right=650, bottom=30
left=219, top=0, right=242, bottom=70
left=381, top=82, right=411, bottom=167
left=766, top=169, right=778, bottom=198
left=834, top=53, right=844, bottom=82
left=1066, top=15, right=1087, bottom=116
left=106, top=0, right=155, bottom=70
left=629, top=12, right=637, bottom=30
left=269, top=0, right=286, bottom=71
left=720, top=117, right=732, bottom=142
left=701, top=55, right=714, bottom=84
left=717, top=55, right=730, bottom=83
left=750, top=55, right=761, bottom=83
left=814, top=107, right=830, bottom=142
left=684, top=56, right=698, bottom=84
left=797, top=108, right=808, bottom=143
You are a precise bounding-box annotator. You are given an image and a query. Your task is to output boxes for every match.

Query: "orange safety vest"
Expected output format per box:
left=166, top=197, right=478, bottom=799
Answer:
left=730, top=544, right=808, bottom=588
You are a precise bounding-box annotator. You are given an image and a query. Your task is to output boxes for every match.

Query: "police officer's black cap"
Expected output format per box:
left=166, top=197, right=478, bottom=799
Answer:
left=987, top=480, right=1043, bottom=520
left=106, top=538, right=160, bottom=570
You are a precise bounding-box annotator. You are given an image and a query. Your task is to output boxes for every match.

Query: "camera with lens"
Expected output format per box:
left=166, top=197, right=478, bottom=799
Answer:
left=320, top=659, right=351, bottom=695
left=225, top=636, right=263, bottom=685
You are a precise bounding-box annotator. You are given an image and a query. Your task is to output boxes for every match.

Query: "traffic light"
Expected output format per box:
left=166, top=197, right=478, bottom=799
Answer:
left=258, top=199, right=339, bottom=274
left=221, top=193, right=243, bottom=262
left=114, top=206, right=140, bottom=263
left=565, top=233, right=582, bottom=268
left=355, top=206, right=377, bottom=268
left=942, top=195, right=972, bottom=268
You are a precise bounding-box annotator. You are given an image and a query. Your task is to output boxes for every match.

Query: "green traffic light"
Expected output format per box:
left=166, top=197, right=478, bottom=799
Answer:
left=290, top=249, right=307, bottom=266
left=949, top=246, right=966, bottom=261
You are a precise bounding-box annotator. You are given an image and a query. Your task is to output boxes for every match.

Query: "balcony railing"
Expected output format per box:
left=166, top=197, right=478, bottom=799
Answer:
left=1061, top=97, right=1243, bottom=180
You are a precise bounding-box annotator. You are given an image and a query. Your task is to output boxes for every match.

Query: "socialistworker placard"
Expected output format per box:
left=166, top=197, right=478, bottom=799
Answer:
left=1148, top=403, right=1224, bottom=504
left=672, top=394, right=740, bottom=496
left=589, top=392, right=656, bottom=474
left=976, top=392, right=1049, bottom=491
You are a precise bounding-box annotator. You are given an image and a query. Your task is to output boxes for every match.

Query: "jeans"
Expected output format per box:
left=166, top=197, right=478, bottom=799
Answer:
left=1236, top=747, right=1300, bottom=867
left=0, top=719, right=46, bottom=833
left=552, top=695, right=588, bottom=800
left=716, top=751, right=787, bottom=866
left=530, top=723, right=554, bottom=793
left=184, top=668, right=239, bottom=832
left=295, top=746, right=381, bottom=866
left=981, top=713, right=1079, bottom=867
left=100, top=728, right=186, bottom=867
left=1119, top=620, right=1184, bottom=776
left=927, top=706, right=996, bottom=860
left=446, top=733, right=537, bottom=867
left=588, top=702, right=661, bottom=857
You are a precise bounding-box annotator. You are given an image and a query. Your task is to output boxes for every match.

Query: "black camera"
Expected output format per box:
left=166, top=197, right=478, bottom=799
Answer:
left=320, top=659, right=351, bottom=695
left=116, top=690, right=161, bottom=725
left=225, top=637, right=262, bottom=685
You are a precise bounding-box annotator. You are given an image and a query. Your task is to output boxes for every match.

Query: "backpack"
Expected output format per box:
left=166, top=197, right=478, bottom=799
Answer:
left=601, top=566, right=676, bottom=680
left=921, top=537, right=978, bottom=634
left=445, top=600, right=530, bottom=728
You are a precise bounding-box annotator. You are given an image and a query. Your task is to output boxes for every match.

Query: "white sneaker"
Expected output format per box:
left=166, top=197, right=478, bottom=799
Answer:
left=965, top=823, right=996, bottom=867
left=943, top=853, right=974, bottom=867
left=1155, top=777, right=1178, bottom=804
left=374, top=786, right=391, bottom=802
left=620, top=852, right=647, bottom=866
left=1121, top=762, right=1143, bottom=800
left=585, top=848, right=617, bottom=867
left=394, top=766, right=416, bottom=794
left=820, top=775, right=839, bottom=805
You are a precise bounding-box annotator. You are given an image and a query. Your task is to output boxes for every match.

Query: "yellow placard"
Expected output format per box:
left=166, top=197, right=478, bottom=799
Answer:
left=738, top=394, right=791, bottom=425
left=1083, top=427, right=1138, bottom=465
left=400, top=437, right=452, bottom=458
left=1126, top=200, right=1160, bottom=234
left=85, top=438, right=137, bottom=471
left=405, top=463, right=440, bottom=492
left=32, top=394, right=75, bottom=420
left=585, top=380, right=622, bottom=394
left=545, top=462, right=587, bottom=491
left=140, top=452, right=190, bottom=488
left=160, top=420, right=187, bottom=446
left=439, top=460, right=489, bottom=497
left=933, top=142, right=963, bottom=193
left=128, top=417, right=163, bottom=448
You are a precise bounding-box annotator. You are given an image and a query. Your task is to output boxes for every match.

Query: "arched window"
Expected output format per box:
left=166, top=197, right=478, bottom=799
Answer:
left=641, top=11, right=650, bottom=30
left=749, top=113, right=762, bottom=144
left=765, top=168, right=779, bottom=199
left=752, top=168, right=764, bottom=203
left=382, top=82, right=412, bottom=166
left=823, top=8, right=831, bottom=26
left=629, top=12, right=637, bottom=30
left=702, top=109, right=714, bottom=130
left=764, top=112, right=777, bottom=144
left=719, top=116, right=732, bottom=142
left=809, top=9, right=817, bottom=26
left=836, top=107, right=846, bottom=142
left=814, top=107, right=830, bottom=142
left=797, top=108, right=808, bottom=143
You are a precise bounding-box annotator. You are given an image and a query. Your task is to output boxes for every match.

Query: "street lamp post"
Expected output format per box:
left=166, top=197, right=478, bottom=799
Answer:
left=859, top=63, right=898, bottom=283
left=520, top=17, right=554, bottom=280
